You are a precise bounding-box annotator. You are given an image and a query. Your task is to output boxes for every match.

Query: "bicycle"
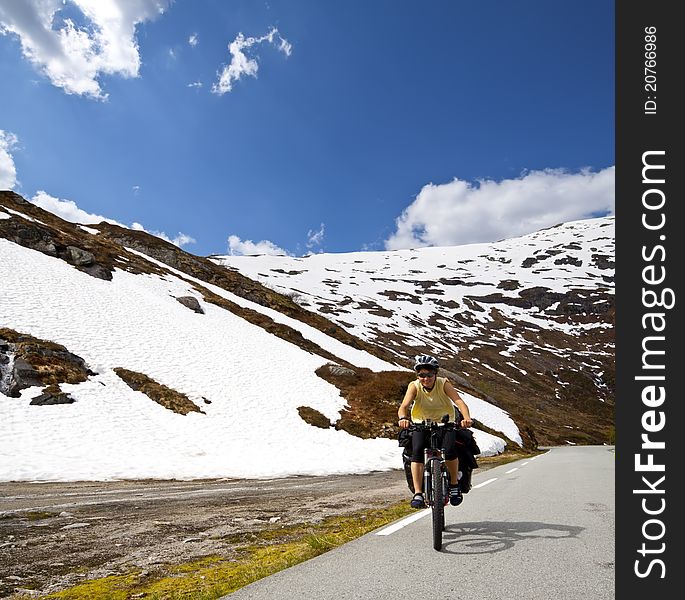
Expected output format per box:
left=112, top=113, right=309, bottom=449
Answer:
left=409, top=414, right=457, bottom=551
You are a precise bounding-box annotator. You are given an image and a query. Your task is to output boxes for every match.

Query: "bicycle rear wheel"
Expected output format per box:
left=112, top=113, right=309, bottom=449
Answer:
left=431, top=462, right=444, bottom=550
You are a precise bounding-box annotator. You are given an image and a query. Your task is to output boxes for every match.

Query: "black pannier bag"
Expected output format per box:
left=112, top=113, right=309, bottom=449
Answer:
left=402, top=447, right=415, bottom=493
left=397, top=429, right=415, bottom=492
left=455, top=428, right=480, bottom=469
left=398, top=427, right=481, bottom=494
left=397, top=428, right=412, bottom=447
left=454, top=428, right=480, bottom=493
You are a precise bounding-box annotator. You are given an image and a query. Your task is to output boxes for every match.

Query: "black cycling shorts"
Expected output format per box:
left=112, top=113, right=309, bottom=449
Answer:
left=409, top=428, right=458, bottom=462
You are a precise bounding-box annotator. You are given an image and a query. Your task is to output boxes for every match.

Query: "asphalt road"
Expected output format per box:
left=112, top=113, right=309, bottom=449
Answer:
left=224, top=445, right=615, bottom=600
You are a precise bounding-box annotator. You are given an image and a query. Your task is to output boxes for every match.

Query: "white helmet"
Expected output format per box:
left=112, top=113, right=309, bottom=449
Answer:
left=413, top=354, right=439, bottom=371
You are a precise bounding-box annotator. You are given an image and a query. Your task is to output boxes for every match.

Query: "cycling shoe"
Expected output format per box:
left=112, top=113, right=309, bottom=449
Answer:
left=449, top=485, right=463, bottom=506
left=410, top=493, right=426, bottom=509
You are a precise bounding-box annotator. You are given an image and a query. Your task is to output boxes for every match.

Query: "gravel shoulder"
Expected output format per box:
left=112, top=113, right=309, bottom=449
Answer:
left=0, top=456, right=511, bottom=598
left=0, top=470, right=412, bottom=598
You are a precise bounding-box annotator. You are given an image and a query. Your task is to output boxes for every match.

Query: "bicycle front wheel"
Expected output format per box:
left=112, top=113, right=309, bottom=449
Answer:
left=431, top=462, right=444, bottom=551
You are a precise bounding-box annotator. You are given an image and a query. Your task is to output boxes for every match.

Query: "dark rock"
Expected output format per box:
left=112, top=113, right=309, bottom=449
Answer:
left=0, top=208, right=114, bottom=279
left=11, top=358, right=44, bottom=391
left=498, top=279, right=521, bottom=291
left=0, top=329, right=94, bottom=397
left=94, top=231, right=181, bottom=271
left=10, top=222, right=58, bottom=256
left=66, top=246, right=95, bottom=266
left=554, top=255, right=583, bottom=267
left=592, top=253, right=615, bottom=270
left=81, top=263, right=113, bottom=281
left=176, top=296, right=204, bottom=314
left=468, top=286, right=613, bottom=317
left=521, top=257, right=539, bottom=268
left=30, top=386, right=76, bottom=406
left=517, top=287, right=563, bottom=310
left=0, top=191, right=29, bottom=205
left=324, top=364, right=357, bottom=378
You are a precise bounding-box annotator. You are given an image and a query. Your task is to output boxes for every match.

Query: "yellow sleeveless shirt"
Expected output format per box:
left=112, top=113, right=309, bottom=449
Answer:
left=410, top=377, right=457, bottom=423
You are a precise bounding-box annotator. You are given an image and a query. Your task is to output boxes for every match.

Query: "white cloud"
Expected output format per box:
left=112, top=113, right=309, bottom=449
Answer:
left=132, top=222, right=196, bottom=248
left=227, top=234, right=289, bottom=256
left=0, top=0, right=172, bottom=100
left=188, top=33, right=198, bottom=47
left=187, top=81, right=203, bottom=89
left=278, top=36, right=292, bottom=57
left=307, top=223, right=325, bottom=250
left=171, top=232, right=196, bottom=247
left=212, top=26, right=291, bottom=95
left=30, top=191, right=195, bottom=248
left=31, top=190, right=124, bottom=225
left=0, top=130, right=19, bottom=190
left=385, top=166, right=615, bottom=250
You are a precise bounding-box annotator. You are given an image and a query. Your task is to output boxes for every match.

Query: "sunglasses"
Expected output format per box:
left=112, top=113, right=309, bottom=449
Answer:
left=417, top=372, right=436, bottom=378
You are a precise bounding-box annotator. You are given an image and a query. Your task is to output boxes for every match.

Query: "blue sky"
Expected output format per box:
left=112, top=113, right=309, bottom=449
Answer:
left=0, top=0, right=615, bottom=256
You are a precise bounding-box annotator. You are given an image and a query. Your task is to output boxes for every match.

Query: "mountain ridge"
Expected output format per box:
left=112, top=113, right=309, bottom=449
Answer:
left=213, top=215, right=615, bottom=447
left=0, top=190, right=614, bottom=482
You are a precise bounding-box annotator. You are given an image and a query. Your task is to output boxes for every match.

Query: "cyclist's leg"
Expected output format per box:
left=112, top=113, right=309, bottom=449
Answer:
left=443, top=429, right=460, bottom=484
left=445, top=458, right=459, bottom=485
left=410, top=429, right=427, bottom=494
left=410, top=463, right=424, bottom=501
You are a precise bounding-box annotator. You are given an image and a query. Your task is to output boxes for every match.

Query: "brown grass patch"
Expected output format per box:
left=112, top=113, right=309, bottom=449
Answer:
left=297, top=406, right=333, bottom=429
left=316, top=364, right=414, bottom=439
left=113, top=368, right=204, bottom=415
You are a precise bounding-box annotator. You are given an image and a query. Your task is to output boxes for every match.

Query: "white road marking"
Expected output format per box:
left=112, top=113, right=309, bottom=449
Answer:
left=377, top=476, right=499, bottom=536
left=472, top=478, right=497, bottom=489
left=505, top=468, right=518, bottom=474
left=529, top=450, right=551, bottom=461
left=376, top=508, right=431, bottom=535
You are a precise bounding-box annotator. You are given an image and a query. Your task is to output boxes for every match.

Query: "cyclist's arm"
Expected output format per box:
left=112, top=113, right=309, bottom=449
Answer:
left=397, top=384, right=417, bottom=429
left=444, top=380, right=473, bottom=428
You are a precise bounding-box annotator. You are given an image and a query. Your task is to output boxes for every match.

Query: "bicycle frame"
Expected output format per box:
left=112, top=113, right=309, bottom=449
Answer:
left=422, top=431, right=451, bottom=509
left=411, top=417, right=456, bottom=550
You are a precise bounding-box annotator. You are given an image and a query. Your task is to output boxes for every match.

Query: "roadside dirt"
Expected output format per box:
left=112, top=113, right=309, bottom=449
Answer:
left=0, top=456, right=511, bottom=599
left=0, top=469, right=414, bottom=598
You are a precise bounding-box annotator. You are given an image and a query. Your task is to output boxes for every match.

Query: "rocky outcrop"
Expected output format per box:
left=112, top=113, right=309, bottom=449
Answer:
left=2, top=191, right=398, bottom=368
left=0, top=214, right=113, bottom=280
left=468, top=286, right=614, bottom=316
left=176, top=296, right=204, bottom=314
left=0, top=328, right=94, bottom=397
left=29, top=385, right=76, bottom=406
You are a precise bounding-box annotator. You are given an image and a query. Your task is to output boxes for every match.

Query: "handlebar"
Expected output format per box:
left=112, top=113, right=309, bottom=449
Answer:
left=408, top=414, right=460, bottom=431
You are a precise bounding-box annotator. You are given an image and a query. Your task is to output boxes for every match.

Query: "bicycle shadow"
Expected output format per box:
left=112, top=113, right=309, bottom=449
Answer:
left=440, top=521, right=584, bottom=555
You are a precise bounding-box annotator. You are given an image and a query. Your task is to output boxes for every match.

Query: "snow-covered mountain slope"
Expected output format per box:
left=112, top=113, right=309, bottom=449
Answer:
left=213, top=218, right=613, bottom=358
left=213, top=217, right=615, bottom=447
left=0, top=191, right=516, bottom=482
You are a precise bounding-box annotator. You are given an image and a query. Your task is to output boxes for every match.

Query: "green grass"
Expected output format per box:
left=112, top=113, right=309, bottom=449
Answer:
left=37, top=502, right=415, bottom=600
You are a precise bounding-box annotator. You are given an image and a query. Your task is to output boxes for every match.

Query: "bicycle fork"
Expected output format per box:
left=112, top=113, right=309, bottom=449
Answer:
left=423, top=449, right=450, bottom=507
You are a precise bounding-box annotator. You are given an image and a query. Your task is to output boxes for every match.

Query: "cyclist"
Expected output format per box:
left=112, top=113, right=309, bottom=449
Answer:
left=398, top=354, right=473, bottom=509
